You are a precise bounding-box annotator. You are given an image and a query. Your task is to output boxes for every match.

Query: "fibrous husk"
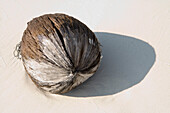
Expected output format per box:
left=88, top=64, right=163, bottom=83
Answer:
left=20, top=13, right=102, bottom=94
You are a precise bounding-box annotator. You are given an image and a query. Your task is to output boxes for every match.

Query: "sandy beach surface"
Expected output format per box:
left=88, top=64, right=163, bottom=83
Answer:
left=0, top=0, right=170, bottom=113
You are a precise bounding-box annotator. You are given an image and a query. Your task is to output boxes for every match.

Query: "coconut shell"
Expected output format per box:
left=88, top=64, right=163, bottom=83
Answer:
left=20, top=13, right=101, bottom=94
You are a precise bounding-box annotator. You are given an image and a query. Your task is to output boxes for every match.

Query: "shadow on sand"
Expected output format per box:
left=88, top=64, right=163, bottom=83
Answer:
left=63, top=32, right=156, bottom=97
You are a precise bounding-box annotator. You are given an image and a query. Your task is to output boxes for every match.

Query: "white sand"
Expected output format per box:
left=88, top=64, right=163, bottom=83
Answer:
left=0, top=0, right=170, bottom=113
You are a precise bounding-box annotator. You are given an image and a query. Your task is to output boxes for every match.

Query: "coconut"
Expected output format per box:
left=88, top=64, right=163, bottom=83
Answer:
left=18, top=13, right=101, bottom=94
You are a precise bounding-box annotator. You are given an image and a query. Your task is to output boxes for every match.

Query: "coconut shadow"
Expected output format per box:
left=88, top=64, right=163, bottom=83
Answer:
left=63, top=32, right=156, bottom=97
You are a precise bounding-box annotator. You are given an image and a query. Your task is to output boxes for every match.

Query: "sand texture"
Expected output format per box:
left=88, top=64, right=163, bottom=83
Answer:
left=0, top=0, right=170, bottom=113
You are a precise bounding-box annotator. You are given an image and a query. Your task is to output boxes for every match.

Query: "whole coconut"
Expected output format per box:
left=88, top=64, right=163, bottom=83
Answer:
left=20, top=13, right=102, bottom=94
